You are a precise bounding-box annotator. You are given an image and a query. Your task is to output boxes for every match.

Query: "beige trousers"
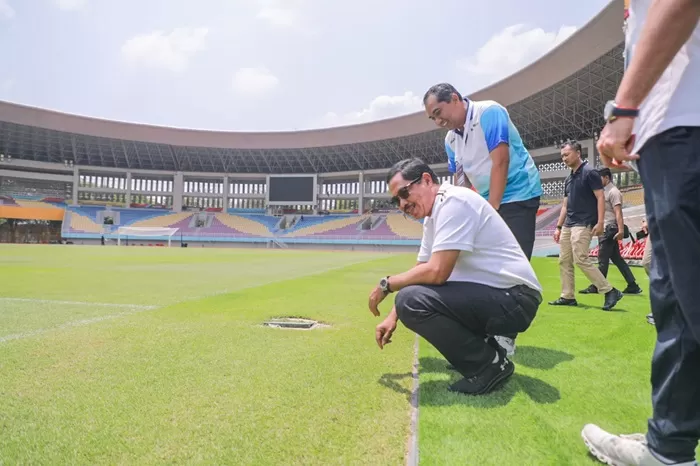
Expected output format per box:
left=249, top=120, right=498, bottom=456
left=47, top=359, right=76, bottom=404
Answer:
left=559, top=226, right=613, bottom=299
left=642, top=235, right=652, bottom=276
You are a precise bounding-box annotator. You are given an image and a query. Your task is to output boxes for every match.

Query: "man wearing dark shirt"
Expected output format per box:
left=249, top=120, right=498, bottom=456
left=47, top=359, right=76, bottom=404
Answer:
left=549, top=141, right=623, bottom=311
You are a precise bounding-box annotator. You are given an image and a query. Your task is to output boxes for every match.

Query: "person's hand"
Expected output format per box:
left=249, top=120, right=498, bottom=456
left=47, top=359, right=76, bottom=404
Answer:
left=553, top=229, right=561, bottom=243
left=592, top=223, right=604, bottom=237
left=596, top=118, right=639, bottom=168
left=368, top=285, right=387, bottom=317
left=614, top=230, right=624, bottom=241
left=375, top=316, right=397, bottom=349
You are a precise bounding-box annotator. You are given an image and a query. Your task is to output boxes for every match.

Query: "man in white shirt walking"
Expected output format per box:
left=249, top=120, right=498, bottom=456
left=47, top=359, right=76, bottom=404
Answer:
left=581, top=1, right=700, bottom=464
left=368, top=158, right=543, bottom=395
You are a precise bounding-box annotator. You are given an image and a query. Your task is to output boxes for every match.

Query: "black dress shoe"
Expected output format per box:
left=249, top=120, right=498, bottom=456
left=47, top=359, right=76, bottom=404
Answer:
left=548, top=297, right=578, bottom=306
left=579, top=285, right=598, bottom=294
left=602, top=288, right=623, bottom=311
left=448, top=354, right=514, bottom=395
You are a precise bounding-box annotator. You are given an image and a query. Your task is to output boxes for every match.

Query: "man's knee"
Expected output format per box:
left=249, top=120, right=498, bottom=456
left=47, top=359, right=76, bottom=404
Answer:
left=394, top=285, right=427, bottom=325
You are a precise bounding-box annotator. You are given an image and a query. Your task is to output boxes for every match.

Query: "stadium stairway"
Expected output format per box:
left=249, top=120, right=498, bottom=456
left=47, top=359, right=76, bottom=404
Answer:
left=283, top=215, right=369, bottom=238
left=214, top=213, right=273, bottom=237
left=384, top=213, right=423, bottom=239
left=129, top=212, right=193, bottom=228
left=69, top=212, right=105, bottom=234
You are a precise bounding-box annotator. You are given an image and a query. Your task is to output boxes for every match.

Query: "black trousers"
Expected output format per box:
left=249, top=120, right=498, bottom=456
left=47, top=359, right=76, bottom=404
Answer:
left=394, top=281, right=542, bottom=377
left=498, top=196, right=540, bottom=261
left=597, top=226, right=637, bottom=286
left=638, top=126, right=700, bottom=463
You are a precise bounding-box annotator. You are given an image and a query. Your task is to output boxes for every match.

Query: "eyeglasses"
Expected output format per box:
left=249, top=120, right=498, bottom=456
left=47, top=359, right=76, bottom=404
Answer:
left=391, top=177, right=421, bottom=206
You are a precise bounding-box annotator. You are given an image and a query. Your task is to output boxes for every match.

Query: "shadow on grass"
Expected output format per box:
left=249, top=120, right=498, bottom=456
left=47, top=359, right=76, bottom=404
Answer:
left=511, top=345, right=575, bottom=370
left=378, top=349, right=568, bottom=407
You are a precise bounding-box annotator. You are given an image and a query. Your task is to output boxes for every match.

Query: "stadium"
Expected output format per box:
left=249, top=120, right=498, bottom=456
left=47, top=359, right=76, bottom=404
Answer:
left=0, top=0, right=663, bottom=464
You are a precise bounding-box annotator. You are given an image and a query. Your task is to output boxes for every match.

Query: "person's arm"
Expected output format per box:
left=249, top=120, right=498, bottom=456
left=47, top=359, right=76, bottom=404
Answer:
left=556, top=197, right=568, bottom=229
left=611, top=189, right=625, bottom=239
left=615, top=0, right=700, bottom=110
left=593, top=189, right=605, bottom=235
left=445, top=135, right=458, bottom=184
left=480, top=105, right=511, bottom=210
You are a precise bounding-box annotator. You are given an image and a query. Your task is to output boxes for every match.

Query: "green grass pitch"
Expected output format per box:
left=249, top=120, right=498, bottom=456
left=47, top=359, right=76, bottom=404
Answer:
left=0, top=244, right=669, bottom=464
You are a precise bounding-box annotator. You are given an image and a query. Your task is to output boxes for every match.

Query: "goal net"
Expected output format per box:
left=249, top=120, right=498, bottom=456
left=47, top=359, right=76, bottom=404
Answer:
left=116, top=226, right=179, bottom=247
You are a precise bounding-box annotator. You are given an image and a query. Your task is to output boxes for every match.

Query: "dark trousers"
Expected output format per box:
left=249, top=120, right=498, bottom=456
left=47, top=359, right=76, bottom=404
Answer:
left=597, top=226, right=637, bottom=286
left=394, top=282, right=541, bottom=376
left=497, top=196, right=540, bottom=341
left=498, top=196, right=540, bottom=261
left=638, top=126, right=700, bottom=463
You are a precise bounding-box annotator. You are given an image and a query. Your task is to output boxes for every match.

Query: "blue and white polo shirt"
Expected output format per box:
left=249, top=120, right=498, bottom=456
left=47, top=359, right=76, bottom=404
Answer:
left=445, top=99, right=542, bottom=204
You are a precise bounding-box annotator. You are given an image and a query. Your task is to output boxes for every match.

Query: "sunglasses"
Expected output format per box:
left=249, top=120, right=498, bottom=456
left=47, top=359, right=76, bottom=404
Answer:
left=391, top=177, right=421, bottom=206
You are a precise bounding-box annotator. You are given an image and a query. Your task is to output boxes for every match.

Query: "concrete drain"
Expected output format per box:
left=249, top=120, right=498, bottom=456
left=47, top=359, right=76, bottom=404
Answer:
left=263, top=317, right=325, bottom=330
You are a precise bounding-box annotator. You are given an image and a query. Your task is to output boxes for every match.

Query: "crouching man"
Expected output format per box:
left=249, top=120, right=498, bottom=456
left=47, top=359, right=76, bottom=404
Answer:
left=368, top=158, right=543, bottom=395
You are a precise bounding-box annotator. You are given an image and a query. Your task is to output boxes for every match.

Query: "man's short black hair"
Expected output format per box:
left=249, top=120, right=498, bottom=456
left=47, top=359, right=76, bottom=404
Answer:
left=386, top=158, right=439, bottom=185
left=423, top=83, right=463, bottom=105
left=597, top=167, right=612, bottom=178
left=561, top=140, right=582, bottom=153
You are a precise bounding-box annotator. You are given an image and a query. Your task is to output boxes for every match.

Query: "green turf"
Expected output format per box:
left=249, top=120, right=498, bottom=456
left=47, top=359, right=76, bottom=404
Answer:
left=0, top=244, right=683, bottom=465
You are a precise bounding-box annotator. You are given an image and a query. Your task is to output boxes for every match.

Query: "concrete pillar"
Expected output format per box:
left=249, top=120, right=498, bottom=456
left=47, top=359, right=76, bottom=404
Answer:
left=223, top=176, right=229, bottom=210
left=173, top=172, right=184, bottom=212
left=126, top=172, right=132, bottom=207
left=358, top=172, right=364, bottom=214
left=72, top=167, right=79, bottom=205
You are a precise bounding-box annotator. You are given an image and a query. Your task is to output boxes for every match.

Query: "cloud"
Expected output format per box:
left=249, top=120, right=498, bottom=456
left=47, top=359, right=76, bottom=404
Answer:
left=0, top=0, right=15, bottom=20
left=231, top=67, right=280, bottom=96
left=457, top=24, right=577, bottom=87
left=121, top=27, right=209, bottom=73
left=54, top=0, right=87, bottom=10
left=320, top=91, right=423, bottom=127
left=0, top=78, right=15, bottom=94
left=257, top=7, right=300, bottom=28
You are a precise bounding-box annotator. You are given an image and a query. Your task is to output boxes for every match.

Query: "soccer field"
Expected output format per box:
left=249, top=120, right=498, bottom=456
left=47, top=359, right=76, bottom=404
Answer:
left=0, top=244, right=663, bottom=465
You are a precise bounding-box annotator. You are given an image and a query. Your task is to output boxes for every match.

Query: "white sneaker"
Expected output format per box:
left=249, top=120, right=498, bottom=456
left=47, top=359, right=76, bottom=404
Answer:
left=581, top=424, right=697, bottom=465
left=494, top=335, right=515, bottom=357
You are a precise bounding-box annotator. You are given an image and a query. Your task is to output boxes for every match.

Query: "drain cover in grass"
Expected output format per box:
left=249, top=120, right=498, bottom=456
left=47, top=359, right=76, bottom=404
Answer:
left=263, top=317, right=319, bottom=329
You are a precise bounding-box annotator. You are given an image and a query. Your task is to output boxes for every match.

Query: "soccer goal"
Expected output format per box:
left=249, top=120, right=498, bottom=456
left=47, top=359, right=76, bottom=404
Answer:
left=116, top=226, right=179, bottom=247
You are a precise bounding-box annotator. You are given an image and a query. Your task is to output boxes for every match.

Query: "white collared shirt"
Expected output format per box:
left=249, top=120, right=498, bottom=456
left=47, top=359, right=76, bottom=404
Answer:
left=417, top=182, right=542, bottom=292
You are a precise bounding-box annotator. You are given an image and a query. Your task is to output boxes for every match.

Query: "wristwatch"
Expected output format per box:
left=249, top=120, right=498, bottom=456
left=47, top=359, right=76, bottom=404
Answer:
left=604, top=100, right=639, bottom=122
left=379, top=276, right=392, bottom=293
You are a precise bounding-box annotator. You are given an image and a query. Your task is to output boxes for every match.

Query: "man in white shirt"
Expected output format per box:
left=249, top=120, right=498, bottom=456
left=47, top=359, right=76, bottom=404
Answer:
left=367, top=158, right=543, bottom=395
left=581, top=1, right=700, bottom=465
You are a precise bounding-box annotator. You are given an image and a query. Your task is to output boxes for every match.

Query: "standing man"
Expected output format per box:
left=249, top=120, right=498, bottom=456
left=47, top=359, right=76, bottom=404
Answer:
left=549, top=142, right=624, bottom=311
left=579, top=167, right=642, bottom=295
left=369, top=158, right=543, bottom=395
left=422, top=83, right=542, bottom=261
left=581, top=0, right=700, bottom=464
left=423, top=83, right=543, bottom=356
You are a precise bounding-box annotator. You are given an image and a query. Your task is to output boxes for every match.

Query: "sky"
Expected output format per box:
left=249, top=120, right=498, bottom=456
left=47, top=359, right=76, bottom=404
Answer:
left=0, top=0, right=611, bottom=132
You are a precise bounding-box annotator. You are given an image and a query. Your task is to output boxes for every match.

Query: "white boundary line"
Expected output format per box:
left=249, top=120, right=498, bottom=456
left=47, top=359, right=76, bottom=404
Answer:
left=0, top=256, right=386, bottom=344
left=0, top=297, right=156, bottom=309
left=0, top=308, right=151, bottom=343
left=406, top=334, right=420, bottom=466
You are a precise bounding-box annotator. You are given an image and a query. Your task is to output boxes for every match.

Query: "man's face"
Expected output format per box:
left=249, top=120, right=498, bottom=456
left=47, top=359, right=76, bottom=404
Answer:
left=388, top=172, right=434, bottom=219
left=560, top=146, right=580, bottom=168
left=601, top=175, right=610, bottom=186
left=424, top=93, right=466, bottom=130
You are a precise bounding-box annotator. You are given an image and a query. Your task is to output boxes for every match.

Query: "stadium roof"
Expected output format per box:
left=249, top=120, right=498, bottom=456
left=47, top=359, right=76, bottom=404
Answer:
left=0, top=0, right=625, bottom=174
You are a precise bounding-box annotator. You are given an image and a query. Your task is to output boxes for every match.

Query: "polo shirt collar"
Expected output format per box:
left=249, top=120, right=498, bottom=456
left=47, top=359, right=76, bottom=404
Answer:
left=454, top=97, right=471, bottom=137
left=572, top=159, right=588, bottom=175
left=426, top=182, right=452, bottom=220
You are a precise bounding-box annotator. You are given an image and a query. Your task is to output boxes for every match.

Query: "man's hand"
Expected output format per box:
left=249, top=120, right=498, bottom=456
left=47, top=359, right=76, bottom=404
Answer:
left=592, top=222, right=604, bottom=237
left=614, top=230, right=624, bottom=241
left=596, top=118, right=638, bottom=168
left=368, top=285, right=387, bottom=317
left=375, top=315, right=398, bottom=349
left=554, top=228, right=561, bottom=243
